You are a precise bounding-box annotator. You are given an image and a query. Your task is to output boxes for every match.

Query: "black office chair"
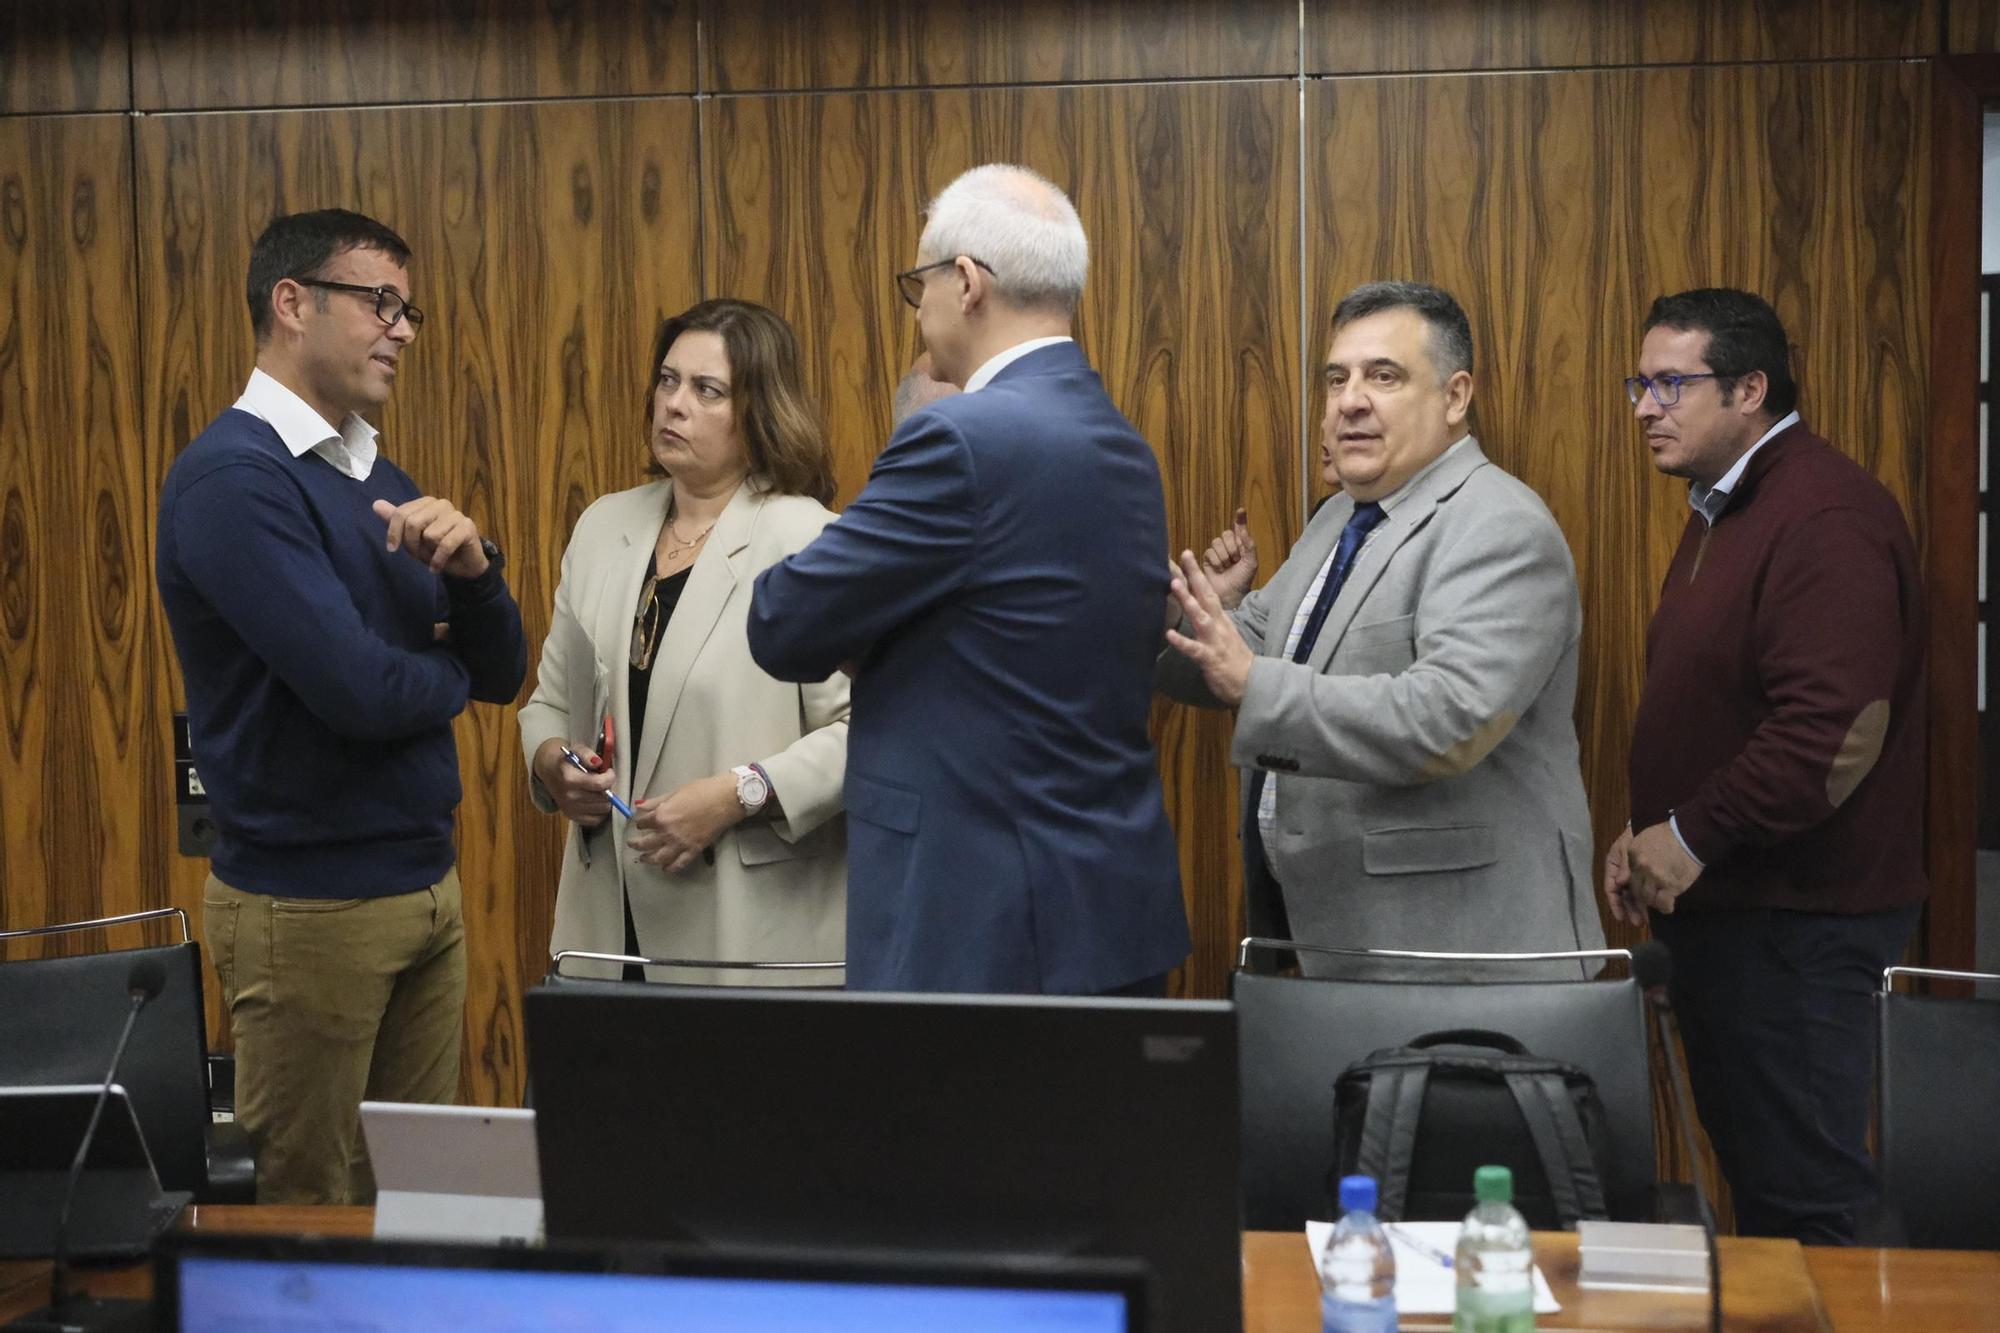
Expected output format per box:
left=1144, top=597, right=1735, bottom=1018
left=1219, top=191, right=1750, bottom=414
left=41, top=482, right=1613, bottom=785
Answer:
left=1232, top=938, right=1657, bottom=1230
left=0, top=908, right=256, bottom=1203
left=1876, top=964, right=2000, bottom=1249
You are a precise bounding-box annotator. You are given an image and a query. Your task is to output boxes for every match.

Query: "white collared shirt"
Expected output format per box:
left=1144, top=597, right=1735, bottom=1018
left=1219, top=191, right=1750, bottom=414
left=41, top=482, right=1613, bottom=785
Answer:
left=962, top=336, right=1074, bottom=393
left=1686, top=410, right=1800, bottom=527
left=233, top=367, right=380, bottom=481
left=1258, top=435, right=1472, bottom=832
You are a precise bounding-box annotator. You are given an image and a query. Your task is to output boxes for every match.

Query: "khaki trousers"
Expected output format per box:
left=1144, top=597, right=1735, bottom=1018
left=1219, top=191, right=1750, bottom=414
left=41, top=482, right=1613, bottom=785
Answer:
left=203, top=869, right=466, bottom=1205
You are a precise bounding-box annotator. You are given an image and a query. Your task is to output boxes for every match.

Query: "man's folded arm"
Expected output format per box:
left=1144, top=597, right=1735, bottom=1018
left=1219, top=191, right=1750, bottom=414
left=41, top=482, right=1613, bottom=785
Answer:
left=171, top=460, right=472, bottom=739
left=440, top=561, right=527, bottom=704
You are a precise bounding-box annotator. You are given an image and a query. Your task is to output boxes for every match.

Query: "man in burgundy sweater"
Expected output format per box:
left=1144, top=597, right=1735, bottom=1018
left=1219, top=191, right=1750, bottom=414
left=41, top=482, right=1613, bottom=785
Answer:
left=1603, top=289, right=1927, bottom=1243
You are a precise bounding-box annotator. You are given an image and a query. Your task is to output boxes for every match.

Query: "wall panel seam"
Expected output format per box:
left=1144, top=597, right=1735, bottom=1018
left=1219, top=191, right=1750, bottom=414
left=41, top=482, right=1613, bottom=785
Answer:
left=1297, top=0, right=1310, bottom=533
left=1306, top=54, right=1931, bottom=83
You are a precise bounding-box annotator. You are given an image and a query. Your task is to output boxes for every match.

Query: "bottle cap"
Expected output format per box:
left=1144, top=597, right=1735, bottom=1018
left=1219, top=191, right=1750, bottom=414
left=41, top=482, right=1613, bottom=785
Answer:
left=1473, top=1164, right=1514, bottom=1203
left=1338, top=1174, right=1378, bottom=1215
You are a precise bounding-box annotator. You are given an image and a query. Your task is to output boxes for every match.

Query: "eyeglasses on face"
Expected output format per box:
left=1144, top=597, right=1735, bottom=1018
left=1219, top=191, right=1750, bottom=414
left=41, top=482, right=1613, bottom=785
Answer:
left=1623, top=371, right=1726, bottom=408
left=297, top=279, right=425, bottom=332
left=894, top=256, right=997, bottom=310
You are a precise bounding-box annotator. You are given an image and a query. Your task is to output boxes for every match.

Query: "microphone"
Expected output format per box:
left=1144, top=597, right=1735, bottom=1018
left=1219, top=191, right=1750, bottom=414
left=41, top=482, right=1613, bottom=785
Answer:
left=1632, top=940, right=1721, bottom=1333
left=7, top=959, right=169, bottom=1333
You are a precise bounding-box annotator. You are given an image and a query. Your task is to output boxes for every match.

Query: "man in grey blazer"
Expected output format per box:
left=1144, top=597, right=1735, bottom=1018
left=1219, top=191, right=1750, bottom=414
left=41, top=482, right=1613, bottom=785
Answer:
left=1159, top=281, right=1604, bottom=979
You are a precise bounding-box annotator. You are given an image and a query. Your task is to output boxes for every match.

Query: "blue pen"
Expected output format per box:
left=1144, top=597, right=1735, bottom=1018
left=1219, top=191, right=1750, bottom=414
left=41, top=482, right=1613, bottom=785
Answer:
left=559, top=745, right=635, bottom=819
left=1385, top=1224, right=1453, bottom=1269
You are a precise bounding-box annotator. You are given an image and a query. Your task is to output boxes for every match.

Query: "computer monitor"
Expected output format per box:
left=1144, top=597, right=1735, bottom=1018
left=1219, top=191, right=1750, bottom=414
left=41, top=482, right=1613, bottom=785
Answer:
left=0, top=1083, right=191, bottom=1260
left=524, top=985, right=1240, bottom=1333
left=155, top=1233, right=1146, bottom=1332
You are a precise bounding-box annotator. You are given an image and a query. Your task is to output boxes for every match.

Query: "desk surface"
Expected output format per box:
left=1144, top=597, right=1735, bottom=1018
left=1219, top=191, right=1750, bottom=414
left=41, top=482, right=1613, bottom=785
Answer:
left=4, top=1206, right=1997, bottom=1330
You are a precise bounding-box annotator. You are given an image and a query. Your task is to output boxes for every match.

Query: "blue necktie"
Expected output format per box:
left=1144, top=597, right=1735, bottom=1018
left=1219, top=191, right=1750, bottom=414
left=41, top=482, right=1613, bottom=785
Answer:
left=1244, top=500, right=1385, bottom=879
left=1289, top=500, right=1385, bottom=663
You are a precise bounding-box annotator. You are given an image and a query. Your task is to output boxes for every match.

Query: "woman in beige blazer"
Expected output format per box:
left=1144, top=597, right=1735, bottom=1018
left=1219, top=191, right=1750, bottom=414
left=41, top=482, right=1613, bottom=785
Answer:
left=518, top=299, right=847, bottom=984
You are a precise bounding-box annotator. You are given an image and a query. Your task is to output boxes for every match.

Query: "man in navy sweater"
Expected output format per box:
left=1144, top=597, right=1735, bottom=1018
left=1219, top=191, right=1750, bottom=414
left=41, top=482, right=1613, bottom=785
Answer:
left=1605, top=289, right=1926, bottom=1243
left=156, top=210, right=525, bottom=1203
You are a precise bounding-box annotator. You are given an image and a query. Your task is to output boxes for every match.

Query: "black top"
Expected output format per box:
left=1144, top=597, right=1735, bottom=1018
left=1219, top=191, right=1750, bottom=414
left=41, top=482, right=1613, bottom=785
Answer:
left=627, top=561, right=692, bottom=759
left=623, top=557, right=692, bottom=978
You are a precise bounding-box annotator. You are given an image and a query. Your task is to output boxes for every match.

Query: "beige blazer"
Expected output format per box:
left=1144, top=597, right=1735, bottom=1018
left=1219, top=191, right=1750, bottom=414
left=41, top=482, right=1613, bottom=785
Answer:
left=518, top=480, right=849, bottom=984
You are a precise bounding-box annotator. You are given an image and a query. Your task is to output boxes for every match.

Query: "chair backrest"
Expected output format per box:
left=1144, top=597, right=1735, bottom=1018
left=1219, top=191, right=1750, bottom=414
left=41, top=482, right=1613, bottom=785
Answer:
left=0, top=940, right=213, bottom=1196
left=544, top=950, right=844, bottom=986
left=1877, top=968, right=2000, bottom=1249
left=1232, top=952, right=1655, bottom=1230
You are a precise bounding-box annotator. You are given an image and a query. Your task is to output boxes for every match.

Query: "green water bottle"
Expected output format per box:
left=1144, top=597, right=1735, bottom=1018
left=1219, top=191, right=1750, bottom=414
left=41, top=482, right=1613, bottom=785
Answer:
left=1453, top=1165, right=1534, bottom=1332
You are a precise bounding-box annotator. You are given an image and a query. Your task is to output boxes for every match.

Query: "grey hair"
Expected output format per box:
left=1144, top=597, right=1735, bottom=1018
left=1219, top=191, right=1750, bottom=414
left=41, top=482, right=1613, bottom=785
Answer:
left=1331, top=281, right=1474, bottom=382
left=918, top=164, right=1088, bottom=315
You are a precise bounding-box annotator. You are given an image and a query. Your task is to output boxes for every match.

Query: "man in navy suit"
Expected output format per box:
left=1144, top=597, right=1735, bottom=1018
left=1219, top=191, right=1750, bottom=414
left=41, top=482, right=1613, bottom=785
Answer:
left=748, top=164, right=1190, bottom=995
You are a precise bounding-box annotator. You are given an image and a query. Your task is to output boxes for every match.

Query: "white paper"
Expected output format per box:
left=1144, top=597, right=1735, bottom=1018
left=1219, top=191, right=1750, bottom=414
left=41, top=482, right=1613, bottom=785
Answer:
left=1304, top=1220, right=1561, bottom=1315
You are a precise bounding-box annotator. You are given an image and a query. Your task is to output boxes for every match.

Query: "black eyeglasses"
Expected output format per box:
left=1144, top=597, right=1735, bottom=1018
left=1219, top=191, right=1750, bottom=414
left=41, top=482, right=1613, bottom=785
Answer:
left=297, top=279, right=425, bottom=332
left=1624, top=372, right=1726, bottom=408
left=894, top=256, right=996, bottom=310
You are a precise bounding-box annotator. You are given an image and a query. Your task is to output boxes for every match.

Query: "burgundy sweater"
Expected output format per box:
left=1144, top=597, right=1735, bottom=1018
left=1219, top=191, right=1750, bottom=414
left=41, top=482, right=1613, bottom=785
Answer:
left=1628, top=422, right=1928, bottom=915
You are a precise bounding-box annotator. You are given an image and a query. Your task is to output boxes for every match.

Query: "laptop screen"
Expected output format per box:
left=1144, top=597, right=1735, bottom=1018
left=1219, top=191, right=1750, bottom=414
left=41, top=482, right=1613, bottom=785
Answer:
left=166, top=1245, right=1137, bottom=1332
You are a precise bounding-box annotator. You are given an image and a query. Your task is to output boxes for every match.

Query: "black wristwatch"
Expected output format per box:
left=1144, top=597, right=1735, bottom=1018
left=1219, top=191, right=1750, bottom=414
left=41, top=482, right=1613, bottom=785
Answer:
left=477, top=537, right=505, bottom=575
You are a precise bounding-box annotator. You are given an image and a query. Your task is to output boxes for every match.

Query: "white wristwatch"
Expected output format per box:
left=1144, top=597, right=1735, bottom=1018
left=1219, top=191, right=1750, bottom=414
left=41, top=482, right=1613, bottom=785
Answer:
left=732, top=764, right=770, bottom=814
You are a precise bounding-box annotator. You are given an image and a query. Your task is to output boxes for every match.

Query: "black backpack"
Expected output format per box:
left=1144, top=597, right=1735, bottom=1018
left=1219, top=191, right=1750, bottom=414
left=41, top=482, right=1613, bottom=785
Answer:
left=1329, top=1028, right=1616, bottom=1229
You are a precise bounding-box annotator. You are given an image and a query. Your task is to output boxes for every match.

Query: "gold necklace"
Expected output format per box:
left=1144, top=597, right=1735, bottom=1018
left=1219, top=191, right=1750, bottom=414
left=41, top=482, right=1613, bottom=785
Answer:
left=663, top=504, right=716, bottom=551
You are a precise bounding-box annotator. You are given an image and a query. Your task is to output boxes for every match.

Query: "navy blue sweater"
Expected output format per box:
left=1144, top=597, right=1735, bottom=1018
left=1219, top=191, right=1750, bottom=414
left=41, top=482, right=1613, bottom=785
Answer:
left=156, top=409, right=526, bottom=897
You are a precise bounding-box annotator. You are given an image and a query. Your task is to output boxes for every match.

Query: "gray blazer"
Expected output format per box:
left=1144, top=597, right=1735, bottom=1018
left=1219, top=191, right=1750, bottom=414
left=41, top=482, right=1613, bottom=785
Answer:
left=1159, top=438, right=1605, bottom=980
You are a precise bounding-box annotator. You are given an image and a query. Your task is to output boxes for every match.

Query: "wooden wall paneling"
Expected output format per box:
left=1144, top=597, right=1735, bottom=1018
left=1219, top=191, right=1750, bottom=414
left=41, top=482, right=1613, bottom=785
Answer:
left=1947, top=0, right=2000, bottom=52
left=0, top=1, right=131, bottom=114
left=703, top=81, right=1301, bottom=997
left=703, top=0, right=1295, bottom=93
left=133, top=98, right=702, bottom=1100
left=1309, top=57, right=1932, bottom=1223
left=1308, top=0, right=1938, bottom=74
left=130, top=0, right=695, bottom=111
left=0, top=114, right=161, bottom=958
left=1922, top=56, right=1987, bottom=974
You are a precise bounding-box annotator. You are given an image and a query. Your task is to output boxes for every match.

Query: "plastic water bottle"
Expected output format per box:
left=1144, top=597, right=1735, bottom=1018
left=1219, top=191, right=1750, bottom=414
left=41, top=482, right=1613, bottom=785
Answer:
left=1454, top=1164, right=1535, bottom=1332
left=1319, top=1174, right=1397, bottom=1332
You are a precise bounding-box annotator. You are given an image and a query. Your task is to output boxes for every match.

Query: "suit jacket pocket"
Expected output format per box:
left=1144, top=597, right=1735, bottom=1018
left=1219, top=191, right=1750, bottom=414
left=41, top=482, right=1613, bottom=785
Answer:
left=735, top=818, right=846, bottom=867
left=1338, top=614, right=1416, bottom=675
left=846, top=771, right=921, bottom=834
left=1343, top=614, right=1414, bottom=647
left=1361, top=824, right=1498, bottom=875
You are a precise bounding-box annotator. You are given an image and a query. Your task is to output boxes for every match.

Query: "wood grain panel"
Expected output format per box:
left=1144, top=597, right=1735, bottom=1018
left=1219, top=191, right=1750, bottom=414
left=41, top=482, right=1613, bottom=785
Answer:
left=1309, top=59, right=1931, bottom=1220
left=1309, top=0, right=1937, bottom=73
left=132, top=98, right=701, bottom=1102
left=704, top=0, right=1294, bottom=92
left=1922, top=56, right=1984, bottom=974
left=0, top=2, right=130, bottom=114
left=704, top=82, right=1301, bottom=997
left=1947, top=0, right=2000, bottom=51
left=0, top=114, right=162, bottom=959
left=131, top=0, right=694, bottom=111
